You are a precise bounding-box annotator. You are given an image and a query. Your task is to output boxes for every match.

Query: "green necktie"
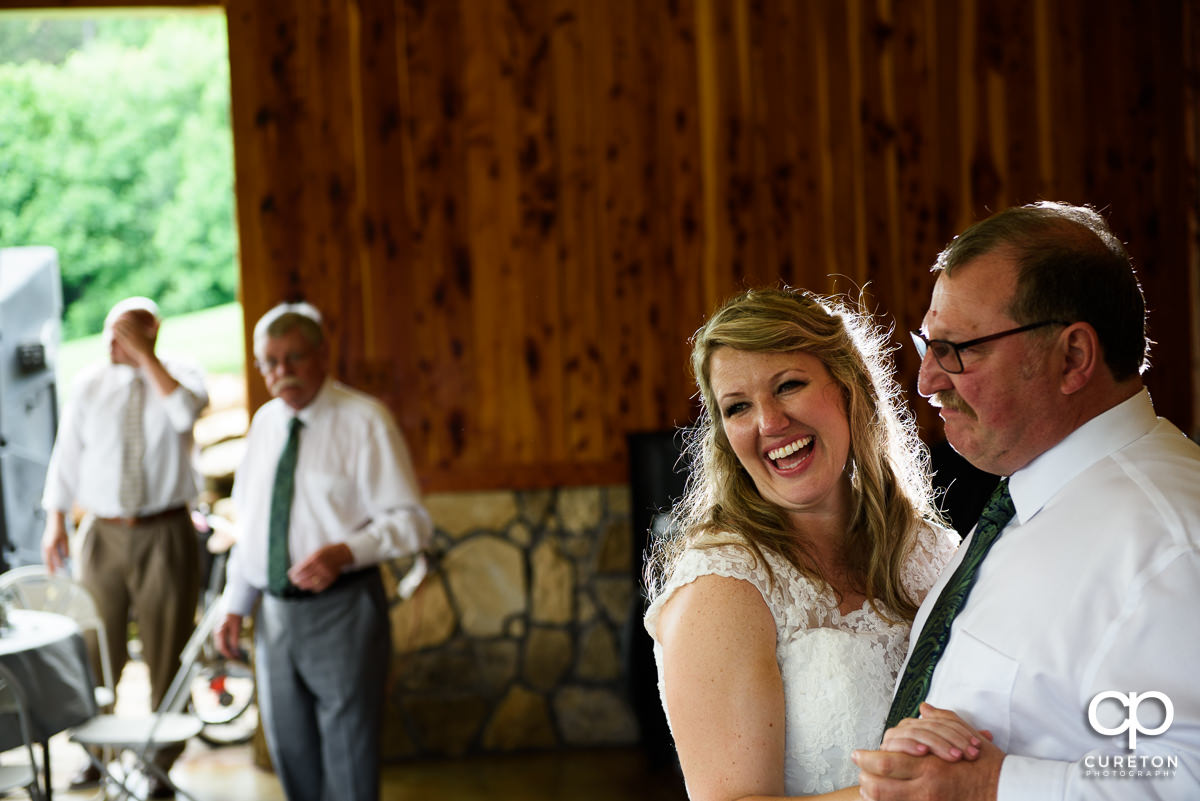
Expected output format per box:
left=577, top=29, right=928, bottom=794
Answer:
left=267, top=416, right=303, bottom=595
left=884, top=478, right=1015, bottom=729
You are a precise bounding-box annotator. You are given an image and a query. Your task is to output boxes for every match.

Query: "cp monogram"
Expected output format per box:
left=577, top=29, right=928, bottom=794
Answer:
left=1088, top=690, right=1174, bottom=750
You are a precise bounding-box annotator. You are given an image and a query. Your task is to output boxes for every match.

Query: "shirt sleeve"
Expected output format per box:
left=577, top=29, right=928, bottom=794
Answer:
left=41, top=376, right=89, bottom=512
left=340, top=404, right=433, bottom=567
left=158, top=358, right=209, bottom=431
left=998, top=549, right=1200, bottom=801
left=221, top=411, right=269, bottom=617
left=221, top=545, right=262, bottom=618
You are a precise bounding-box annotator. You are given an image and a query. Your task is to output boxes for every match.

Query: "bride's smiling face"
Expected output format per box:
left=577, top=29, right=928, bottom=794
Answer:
left=710, top=347, right=852, bottom=523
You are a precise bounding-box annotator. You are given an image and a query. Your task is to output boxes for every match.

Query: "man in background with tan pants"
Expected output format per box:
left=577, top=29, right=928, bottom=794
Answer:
left=42, top=296, right=208, bottom=799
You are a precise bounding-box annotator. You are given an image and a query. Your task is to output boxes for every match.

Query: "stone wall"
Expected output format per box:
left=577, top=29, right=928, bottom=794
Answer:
left=382, top=486, right=640, bottom=759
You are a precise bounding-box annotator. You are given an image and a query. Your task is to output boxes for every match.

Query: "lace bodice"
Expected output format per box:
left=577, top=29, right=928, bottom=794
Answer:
left=644, top=525, right=957, bottom=795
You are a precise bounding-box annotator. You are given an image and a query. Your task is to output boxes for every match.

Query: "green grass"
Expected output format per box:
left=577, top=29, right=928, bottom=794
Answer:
left=56, top=301, right=246, bottom=398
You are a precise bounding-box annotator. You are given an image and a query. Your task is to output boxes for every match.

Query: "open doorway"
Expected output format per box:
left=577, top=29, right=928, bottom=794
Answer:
left=0, top=8, right=245, bottom=565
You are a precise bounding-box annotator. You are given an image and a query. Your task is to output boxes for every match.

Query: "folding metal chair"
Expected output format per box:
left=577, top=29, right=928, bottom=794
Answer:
left=0, top=566, right=117, bottom=708
left=67, top=601, right=224, bottom=801
left=0, top=662, right=46, bottom=801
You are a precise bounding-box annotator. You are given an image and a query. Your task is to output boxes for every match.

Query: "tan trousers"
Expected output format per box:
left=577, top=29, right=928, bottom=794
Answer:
left=77, top=510, right=201, bottom=767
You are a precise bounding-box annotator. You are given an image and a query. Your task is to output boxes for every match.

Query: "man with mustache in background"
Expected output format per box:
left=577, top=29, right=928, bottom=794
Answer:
left=853, top=202, right=1200, bottom=800
left=215, top=301, right=432, bottom=801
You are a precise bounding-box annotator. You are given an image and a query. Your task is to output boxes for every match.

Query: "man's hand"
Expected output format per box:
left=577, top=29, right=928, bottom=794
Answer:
left=288, top=543, right=354, bottom=593
left=214, top=613, right=245, bottom=660
left=110, top=314, right=158, bottom=367
left=854, top=705, right=1004, bottom=801
left=41, top=511, right=69, bottom=573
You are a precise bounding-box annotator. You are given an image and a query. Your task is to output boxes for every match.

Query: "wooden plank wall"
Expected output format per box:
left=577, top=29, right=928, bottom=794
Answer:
left=225, top=0, right=1197, bottom=492
left=7, top=0, right=1196, bottom=491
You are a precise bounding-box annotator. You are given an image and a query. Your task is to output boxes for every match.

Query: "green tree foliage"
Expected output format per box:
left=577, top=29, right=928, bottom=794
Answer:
left=0, top=13, right=236, bottom=338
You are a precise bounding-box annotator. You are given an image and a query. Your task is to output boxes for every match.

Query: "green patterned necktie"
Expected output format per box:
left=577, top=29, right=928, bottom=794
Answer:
left=267, top=416, right=303, bottom=595
left=884, top=478, right=1015, bottom=729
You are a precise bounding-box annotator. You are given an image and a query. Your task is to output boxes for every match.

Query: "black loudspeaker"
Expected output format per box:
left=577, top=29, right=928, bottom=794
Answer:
left=0, top=247, right=62, bottom=571
left=626, top=429, right=691, bottom=770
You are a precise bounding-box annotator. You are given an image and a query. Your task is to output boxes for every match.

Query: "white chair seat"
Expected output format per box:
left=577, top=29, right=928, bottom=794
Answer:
left=71, top=712, right=204, bottom=751
left=64, top=601, right=226, bottom=801
left=0, top=763, right=38, bottom=796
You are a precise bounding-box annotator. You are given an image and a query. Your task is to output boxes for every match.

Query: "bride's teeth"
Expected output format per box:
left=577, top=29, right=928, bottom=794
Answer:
left=768, top=436, right=813, bottom=461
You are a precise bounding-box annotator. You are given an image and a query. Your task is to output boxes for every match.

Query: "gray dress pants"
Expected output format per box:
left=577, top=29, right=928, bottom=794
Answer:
left=256, top=568, right=390, bottom=801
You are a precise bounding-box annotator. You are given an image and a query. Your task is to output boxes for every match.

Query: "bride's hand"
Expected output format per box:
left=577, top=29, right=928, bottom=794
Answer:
left=880, top=703, right=993, bottom=762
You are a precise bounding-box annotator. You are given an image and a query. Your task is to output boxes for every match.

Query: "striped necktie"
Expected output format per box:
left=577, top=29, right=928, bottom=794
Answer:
left=884, top=478, right=1015, bottom=729
left=118, top=375, right=147, bottom=512
left=267, top=416, right=303, bottom=594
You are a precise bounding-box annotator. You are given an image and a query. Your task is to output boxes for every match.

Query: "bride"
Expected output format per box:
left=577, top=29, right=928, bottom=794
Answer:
left=644, top=288, right=965, bottom=799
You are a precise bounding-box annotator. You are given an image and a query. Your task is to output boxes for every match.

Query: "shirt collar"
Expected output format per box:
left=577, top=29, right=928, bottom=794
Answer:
left=111, top=363, right=142, bottom=380
left=1008, top=388, right=1157, bottom=525
left=288, top=377, right=334, bottom=428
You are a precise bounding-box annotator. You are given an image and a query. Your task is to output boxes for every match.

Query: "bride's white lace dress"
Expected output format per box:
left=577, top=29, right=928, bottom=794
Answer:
left=644, top=526, right=957, bottom=795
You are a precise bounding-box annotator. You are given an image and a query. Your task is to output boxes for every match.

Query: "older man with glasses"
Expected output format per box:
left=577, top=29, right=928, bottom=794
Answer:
left=853, top=202, right=1200, bottom=801
left=215, top=301, right=432, bottom=801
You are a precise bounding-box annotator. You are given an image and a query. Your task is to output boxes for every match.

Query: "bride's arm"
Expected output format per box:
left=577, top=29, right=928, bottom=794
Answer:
left=656, top=575, right=861, bottom=801
left=657, top=574, right=784, bottom=801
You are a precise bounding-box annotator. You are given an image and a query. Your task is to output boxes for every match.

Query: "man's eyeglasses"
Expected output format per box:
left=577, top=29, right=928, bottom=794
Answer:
left=255, top=349, right=315, bottom=374
left=910, top=320, right=1070, bottom=374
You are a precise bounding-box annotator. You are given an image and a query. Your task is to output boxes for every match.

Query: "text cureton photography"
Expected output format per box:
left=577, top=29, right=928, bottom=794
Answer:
left=1084, top=754, right=1178, bottom=779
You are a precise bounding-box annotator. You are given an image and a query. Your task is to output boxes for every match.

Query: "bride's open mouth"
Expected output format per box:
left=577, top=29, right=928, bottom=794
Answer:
left=767, top=435, right=814, bottom=470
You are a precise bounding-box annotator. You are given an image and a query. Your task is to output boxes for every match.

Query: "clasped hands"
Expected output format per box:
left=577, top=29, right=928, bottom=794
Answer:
left=852, top=703, right=1005, bottom=801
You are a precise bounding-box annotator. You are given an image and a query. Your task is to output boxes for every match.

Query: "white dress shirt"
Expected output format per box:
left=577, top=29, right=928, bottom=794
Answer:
left=223, top=378, right=432, bottom=616
left=902, top=389, right=1200, bottom=799
left=43, top=359, right=208, bottom=517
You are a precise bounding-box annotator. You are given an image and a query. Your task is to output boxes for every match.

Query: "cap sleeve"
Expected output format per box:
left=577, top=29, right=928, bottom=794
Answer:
left=901, top=523, right=960, bottom=604
left=644, top=541, right=774, bottom=642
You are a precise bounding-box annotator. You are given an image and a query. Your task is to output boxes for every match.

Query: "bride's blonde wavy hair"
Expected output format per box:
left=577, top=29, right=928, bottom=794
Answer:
left=645, top=287, right=942, bottom=622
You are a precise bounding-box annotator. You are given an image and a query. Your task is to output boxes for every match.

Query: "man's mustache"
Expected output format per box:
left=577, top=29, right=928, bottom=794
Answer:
left=930, top=390, right=977, bottom=418
left=269, top=376, right=304, bottom=394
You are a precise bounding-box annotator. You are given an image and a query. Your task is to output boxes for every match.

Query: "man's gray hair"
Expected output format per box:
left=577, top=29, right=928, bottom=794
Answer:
left=104, top=296, right=160, bottom=329
left=253, top=302, right=325, bottom=359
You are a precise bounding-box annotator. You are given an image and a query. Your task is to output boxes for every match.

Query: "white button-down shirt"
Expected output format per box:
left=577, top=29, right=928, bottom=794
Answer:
left=903, top=389, right=1200, bottom=800
left=42, top=359, right=208, bottom=518
left=223, top=379, right=432, bottom=616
